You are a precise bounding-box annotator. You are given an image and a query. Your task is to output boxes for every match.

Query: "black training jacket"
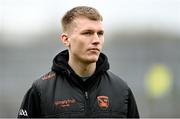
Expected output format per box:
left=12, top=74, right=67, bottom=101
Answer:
left=18, top=50, right=139, bottom=118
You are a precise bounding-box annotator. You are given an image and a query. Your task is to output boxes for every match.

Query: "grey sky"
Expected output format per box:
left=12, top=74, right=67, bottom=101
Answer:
left=1, top=0, right=180, bottom=44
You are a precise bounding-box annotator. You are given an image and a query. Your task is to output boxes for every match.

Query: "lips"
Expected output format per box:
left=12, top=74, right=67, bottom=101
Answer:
left=88, top=48, right=100, bottom=52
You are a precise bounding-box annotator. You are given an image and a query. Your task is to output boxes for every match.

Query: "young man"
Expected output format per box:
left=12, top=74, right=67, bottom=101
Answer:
left=18, top=6, right=139, bottom=118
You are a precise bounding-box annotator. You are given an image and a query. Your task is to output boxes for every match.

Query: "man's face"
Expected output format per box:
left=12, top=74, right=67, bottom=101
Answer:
left=65, top=17, right=104, bottom=64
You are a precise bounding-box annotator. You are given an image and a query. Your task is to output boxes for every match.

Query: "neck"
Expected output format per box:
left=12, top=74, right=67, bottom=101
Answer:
left=68, top=56, right=96, bottom=77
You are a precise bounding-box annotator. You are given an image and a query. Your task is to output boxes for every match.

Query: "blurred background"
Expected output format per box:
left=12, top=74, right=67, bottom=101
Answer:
left=0, top=0, right=180, bottom=117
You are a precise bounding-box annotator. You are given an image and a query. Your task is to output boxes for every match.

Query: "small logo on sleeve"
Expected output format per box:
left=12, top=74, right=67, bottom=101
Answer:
left=97, top=96, right=109, bottom=109
left=41, top=71, right=56, bottom=80
left=18, top=109, right=28, bottom=116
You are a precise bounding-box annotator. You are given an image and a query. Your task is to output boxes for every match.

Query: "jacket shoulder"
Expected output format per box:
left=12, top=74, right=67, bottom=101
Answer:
left=32, top=71, right=57, bottom=89
left=106, top=71, right=129, bottom=89
left=40, top=71, right=56, bottom=80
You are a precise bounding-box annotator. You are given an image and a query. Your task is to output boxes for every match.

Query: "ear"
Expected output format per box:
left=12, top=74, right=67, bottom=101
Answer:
left=60, top=33, right=70, bottom=47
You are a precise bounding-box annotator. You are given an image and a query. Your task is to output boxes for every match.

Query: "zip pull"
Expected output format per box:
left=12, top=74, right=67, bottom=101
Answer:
left=85, top=91, right=88, bottom=100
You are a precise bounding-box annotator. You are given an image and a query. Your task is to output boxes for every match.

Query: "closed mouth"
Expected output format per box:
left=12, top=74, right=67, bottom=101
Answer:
left=88, top=48, right=100, bottom=51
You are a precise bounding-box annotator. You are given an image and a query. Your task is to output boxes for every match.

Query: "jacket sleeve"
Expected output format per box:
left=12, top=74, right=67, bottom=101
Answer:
left=127, top=88, right=140, bottom=118
left=17, top=84, right=41, bottom=118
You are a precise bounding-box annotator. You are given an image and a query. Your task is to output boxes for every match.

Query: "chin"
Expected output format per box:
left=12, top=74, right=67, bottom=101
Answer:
left=86, top=56, right=99, bottom=63
left=82, top=53, right=100, bottom=64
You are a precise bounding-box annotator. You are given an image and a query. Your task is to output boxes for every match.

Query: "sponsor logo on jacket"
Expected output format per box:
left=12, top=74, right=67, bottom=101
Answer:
left=97, top=96, right=109, bottom=109
left=54, top=98, right=76, bottom=108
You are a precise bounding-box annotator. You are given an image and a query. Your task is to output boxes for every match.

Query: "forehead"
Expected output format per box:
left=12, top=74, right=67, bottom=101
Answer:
left=72, top=17, right=104, bottom=31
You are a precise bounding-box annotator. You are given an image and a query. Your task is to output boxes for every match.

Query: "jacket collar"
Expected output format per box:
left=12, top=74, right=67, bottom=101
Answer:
left=52, top=49, right=110, bottom=90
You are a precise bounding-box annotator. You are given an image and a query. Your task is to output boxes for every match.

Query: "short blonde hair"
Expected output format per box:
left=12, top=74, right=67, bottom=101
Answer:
left=61, top=6, right=103, bottom=32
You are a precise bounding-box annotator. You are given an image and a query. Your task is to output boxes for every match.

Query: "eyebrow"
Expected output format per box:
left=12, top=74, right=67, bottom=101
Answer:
left=81, top=29, right=104, bottom=33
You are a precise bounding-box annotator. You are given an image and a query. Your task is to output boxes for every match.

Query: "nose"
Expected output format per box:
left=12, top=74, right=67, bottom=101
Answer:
left=92, top=33, right=101, bottom=45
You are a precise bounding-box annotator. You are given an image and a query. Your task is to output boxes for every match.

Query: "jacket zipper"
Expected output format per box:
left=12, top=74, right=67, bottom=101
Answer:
left=84, top=91, right=90, bottom=116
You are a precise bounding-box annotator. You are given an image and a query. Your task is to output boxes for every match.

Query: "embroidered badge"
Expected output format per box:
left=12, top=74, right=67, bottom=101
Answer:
left=97, top=96, right=109, bottom=109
